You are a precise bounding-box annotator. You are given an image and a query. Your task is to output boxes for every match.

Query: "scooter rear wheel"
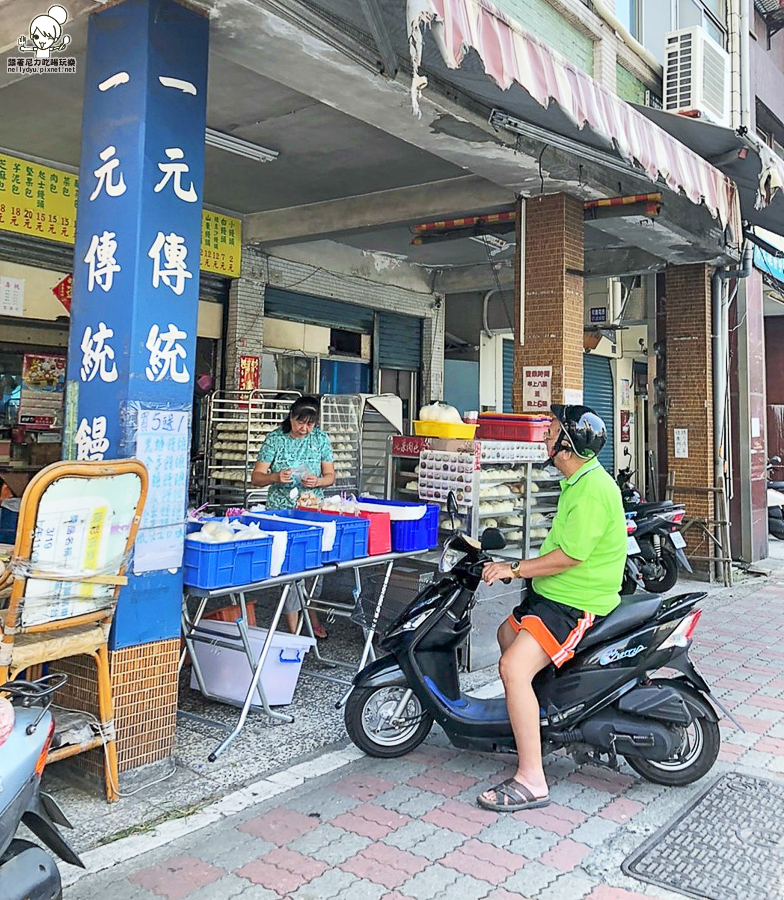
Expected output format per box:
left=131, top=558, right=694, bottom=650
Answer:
left=623, top=685, right=719, bottom=786
left=641, top=550, right=678, bottom=593
left=345, top=686, right=433, bottom=758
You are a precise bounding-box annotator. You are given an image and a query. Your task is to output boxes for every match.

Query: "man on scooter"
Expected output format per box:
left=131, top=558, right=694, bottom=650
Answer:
left=479, top=404, right=627, bottom=812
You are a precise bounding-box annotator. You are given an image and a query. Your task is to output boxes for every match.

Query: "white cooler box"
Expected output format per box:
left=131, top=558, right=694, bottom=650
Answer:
left=189, top=619, right=316, bottom=707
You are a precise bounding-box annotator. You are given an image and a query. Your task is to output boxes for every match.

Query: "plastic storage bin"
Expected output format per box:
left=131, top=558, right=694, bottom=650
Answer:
left=189, top=619, right=316, bottom=706
left=260, top=509, right=369, bottom=563
left=476, top=413, right=550, bottom=442
left=239, top=514, right=321, bottom=574
left=316, top=508, right=392, bottom=556
left=359, top=498, right=439, bottom=552
left=413, top=420, right=477, bottom=439
left=183, top=533, right=273, bottom=589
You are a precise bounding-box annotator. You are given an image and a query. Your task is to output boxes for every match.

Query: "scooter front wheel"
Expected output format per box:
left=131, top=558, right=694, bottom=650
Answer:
left=345, top=686, right=433, bottom=758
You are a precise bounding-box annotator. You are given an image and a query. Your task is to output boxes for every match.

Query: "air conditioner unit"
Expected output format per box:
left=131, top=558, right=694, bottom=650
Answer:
left=664, top=26, right=730, bottom=127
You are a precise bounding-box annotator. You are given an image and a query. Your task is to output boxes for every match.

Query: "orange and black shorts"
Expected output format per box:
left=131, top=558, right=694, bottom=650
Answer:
left=507, top=584, right=602, bottom=668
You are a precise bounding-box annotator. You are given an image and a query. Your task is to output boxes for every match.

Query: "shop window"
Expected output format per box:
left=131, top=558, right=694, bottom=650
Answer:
left=260, top=352, right=314, bottom=394
left=320, top=359, right=370, bottom=395
left=329, top=329, right=363, bottom=357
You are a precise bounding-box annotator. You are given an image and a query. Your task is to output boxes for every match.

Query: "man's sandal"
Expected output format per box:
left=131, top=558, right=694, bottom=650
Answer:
left=477, top=778, right=550, bottom=812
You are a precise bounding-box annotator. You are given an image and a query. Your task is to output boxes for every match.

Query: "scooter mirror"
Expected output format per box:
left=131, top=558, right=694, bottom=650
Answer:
left=446, top=490, right=458, bottom=531
left=481, top=527, right=506, bottom=551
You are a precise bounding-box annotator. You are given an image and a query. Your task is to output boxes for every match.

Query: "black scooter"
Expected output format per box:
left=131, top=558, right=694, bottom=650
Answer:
left=346, top=510, right=725, bottom=787
left=767, top=456, right=784, bottom=540
left=616, top=463, right=691, bottom=592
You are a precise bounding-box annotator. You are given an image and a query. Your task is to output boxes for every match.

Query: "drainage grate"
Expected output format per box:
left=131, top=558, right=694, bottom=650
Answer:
left=622, top=773, right=784, bottom=900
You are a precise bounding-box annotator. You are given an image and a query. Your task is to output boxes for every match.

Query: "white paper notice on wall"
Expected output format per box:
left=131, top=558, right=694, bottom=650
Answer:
left=133, top=409, right=190, bottom=575
left=674, top=428, right=689, bottom=459
left=0, top=277, right=24, bottom=317
left=752, top=417, right=761, bottom=439
left=522, top=366, right=552, bottom=412
left=563, top=388, right=583, bottom=406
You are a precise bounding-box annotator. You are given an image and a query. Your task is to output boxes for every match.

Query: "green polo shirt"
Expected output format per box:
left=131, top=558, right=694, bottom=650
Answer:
left=532, top=457, right=627, bottom=617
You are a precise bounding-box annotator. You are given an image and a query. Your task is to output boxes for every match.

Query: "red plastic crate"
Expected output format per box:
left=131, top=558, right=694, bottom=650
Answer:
left=306, top=508, right=392, bottom=556
left=476, top=413, right=550, bottom=442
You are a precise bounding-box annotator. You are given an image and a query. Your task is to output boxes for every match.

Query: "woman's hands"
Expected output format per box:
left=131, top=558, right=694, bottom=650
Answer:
left=301, top=474, right=320, bottom=488
left=277, top=469, right=293, bottom=484
left=482, top=562, right=516, bottom=585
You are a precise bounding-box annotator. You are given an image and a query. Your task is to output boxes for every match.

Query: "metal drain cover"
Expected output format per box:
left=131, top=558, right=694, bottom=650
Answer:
left=622, top=773, right=784, bottom=900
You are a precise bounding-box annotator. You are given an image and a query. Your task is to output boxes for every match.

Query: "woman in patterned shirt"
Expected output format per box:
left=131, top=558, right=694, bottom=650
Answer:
left=251, top=396, right=335, bottom=637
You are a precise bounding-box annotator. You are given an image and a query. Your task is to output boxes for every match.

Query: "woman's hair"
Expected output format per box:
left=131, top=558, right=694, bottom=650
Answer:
left=281, top=395, right=320, bottom=433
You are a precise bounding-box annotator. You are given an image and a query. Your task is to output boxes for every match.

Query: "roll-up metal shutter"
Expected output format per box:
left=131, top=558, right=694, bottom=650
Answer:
left=377, top=311, right=422, bottom=370
left=264, top=287, right=373, bottom=333
left=583, top=354, right=615, bottom=473
left=502, top=340, right=514, bottom=412
left=199, top=272, right=230, bottom=304
left=0, top=233, right=74, bottom=271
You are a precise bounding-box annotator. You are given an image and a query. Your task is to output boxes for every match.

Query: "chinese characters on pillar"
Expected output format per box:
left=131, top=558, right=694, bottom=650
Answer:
left=80, top=140, right=199, bottom=394
left=522, top=367, right=552, bottom=412
left=75, top=415, right=110, bottom=460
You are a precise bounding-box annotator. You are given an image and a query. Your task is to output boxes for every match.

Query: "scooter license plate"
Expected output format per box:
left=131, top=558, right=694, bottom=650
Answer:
left=670, top=532, right=687, bottom=549
left=627, top=536, right=641, bottom=554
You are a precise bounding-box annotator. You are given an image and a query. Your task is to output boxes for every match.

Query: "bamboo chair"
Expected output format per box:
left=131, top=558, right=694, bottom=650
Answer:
left=0, top=460, right=148, bottom=802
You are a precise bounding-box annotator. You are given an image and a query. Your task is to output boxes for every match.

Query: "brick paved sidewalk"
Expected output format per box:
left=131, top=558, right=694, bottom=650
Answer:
left=61, top=576, right=784, bottom=900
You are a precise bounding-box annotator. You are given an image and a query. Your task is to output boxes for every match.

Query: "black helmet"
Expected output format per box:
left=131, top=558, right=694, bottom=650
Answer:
left=549, top=404, right=607, bottom=459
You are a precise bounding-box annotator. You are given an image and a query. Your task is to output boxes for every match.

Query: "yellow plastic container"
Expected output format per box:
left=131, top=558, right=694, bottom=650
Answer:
left=413, top=420, right=478, bottom=439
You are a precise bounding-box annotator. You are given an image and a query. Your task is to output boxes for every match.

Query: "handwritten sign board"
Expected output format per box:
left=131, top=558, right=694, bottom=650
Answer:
left=522, top=367, right=552, bottom=412
left=132, top=409, right=190, bottom=574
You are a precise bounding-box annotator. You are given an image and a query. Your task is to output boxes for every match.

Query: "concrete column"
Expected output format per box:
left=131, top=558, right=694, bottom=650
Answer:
left=62, top=0, right=208, bottom=773
left=664, top=264, right=715, bottom=571
left=224, top=245, right=266, bottom=390
left=515, top=194, right=584, bottom=408
left=730, top=269, right=768, bottom=562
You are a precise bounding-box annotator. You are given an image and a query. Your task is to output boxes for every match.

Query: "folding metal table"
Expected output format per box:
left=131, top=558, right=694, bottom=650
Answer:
left=180, top=550, right=427, bottom=760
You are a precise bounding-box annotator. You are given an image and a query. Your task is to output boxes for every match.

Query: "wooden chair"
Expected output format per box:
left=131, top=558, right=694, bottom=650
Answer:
left=0, top=460, right=148, bottom=802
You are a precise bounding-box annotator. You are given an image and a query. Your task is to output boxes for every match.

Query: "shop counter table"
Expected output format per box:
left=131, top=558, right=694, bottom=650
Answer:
left=180, top=550, right=427, bottom=760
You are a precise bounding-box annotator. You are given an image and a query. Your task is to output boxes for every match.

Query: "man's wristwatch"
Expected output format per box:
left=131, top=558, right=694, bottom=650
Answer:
left=510, top=560, right=523, bottom=579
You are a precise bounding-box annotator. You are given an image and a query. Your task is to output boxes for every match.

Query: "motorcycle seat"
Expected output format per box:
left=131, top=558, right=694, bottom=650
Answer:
left=628, top=500, right=674, bottom=516
left=579, top=594, right=663, bottom=652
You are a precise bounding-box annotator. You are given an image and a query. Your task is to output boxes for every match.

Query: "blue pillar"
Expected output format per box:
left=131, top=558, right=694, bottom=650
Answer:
left=65, top=0, right=208, bottom=649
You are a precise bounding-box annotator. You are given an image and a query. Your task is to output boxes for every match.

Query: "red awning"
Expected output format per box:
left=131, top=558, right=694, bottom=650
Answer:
left=407, top=0, right=742, bottom=240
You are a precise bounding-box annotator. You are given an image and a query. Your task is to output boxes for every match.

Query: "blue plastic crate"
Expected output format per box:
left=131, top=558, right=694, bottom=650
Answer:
left=239, top=514, right=321, bottom=574
left=358, top=498, right=439, bottom=552
left=183, top=533, right=273, bottom=589
left=259, top=509, right=369, bottom=564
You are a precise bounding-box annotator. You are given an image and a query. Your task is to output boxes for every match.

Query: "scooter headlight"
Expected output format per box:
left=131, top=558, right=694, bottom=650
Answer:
left=439, top=543, right=467, bottom=573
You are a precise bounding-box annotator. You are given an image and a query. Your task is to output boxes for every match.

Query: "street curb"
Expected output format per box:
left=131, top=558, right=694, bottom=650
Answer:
left=60, top=744, right=366, bottom=887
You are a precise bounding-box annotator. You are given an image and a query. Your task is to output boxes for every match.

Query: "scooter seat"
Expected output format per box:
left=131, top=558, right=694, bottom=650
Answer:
left=578, top=594, right=663, bottom=652
left=627, top=500, right=674, bottom=516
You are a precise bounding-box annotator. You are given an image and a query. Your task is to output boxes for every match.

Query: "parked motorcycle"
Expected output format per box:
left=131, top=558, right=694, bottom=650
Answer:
left=621, top=518, right=645, bottom=595
left=616, top=462, right=691, bottom=592
left=767, top=456, right=784, bottom=540
left=346, top=506, right=724, bottom=786
left=0, top=675, right=84, bottom=900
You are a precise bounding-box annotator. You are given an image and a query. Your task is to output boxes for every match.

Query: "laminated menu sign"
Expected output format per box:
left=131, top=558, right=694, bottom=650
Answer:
left=23, top=495, right=114, bottom=627
left=132, top=409, right=190, bottom=574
